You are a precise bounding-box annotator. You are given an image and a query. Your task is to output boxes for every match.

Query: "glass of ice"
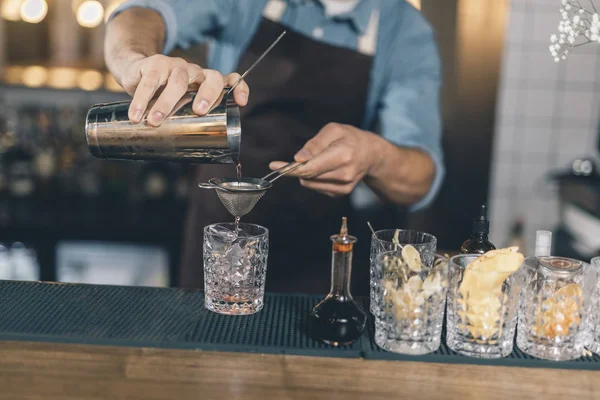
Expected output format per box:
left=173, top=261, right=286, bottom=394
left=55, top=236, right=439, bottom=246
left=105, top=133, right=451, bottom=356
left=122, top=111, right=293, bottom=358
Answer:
left=203, top=223, right=268, bottom=315
left=369, top=230, right=436, bottom=316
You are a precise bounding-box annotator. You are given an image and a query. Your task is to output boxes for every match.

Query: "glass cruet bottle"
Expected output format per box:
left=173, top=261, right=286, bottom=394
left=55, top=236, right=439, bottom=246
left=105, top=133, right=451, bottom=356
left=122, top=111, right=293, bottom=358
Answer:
left=310, top=217, right=367, bottom=346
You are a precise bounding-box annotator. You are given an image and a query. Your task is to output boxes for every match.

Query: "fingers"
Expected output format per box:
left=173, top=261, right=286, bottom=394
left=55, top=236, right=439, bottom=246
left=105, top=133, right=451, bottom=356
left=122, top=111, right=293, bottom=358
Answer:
left=299, top=178, right=354, bottom=197
left=293, top=123, right=347, bottom=163
left=186, top=63, right=204, bottom=86
left=129, top=69, right=164, bottom=123
left=193, top=69, right=225, bottom=115
left=292, top=141, right=349, bottom=179
left=146, top=66, right=190, bottom=126
left=269, top=161, right=288, bottom=171
left=224, top=73, right=250, bottom=106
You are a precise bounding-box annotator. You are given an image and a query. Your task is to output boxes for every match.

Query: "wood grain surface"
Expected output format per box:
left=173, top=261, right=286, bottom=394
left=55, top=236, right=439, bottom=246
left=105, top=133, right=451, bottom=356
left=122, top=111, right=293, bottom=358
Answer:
left=0, top=341, right=597, bottom=400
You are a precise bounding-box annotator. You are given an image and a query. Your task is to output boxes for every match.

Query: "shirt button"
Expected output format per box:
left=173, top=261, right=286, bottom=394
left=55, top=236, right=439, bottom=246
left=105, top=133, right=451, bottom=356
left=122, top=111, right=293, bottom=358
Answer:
left=312, top=27, right=324, bottom=39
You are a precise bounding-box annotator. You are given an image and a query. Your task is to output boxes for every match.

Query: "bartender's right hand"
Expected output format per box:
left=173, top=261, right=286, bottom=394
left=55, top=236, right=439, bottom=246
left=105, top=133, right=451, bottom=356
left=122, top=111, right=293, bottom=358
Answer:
left=120, top=54, right=249, bottom=127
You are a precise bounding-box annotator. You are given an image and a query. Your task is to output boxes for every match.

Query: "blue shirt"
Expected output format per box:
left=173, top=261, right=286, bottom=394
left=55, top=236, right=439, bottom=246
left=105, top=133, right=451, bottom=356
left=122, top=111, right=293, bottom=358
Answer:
left=111, top=0, right=444, bottom=211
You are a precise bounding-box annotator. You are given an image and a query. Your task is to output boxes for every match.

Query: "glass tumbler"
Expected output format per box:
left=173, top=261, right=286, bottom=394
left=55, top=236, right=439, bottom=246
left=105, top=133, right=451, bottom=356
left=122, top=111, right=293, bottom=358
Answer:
left=446, top=254, right=525, bottom=358
left=373, top=251, right=448, bottom=355
left=370, top=230, right=436, bottom=316
left=589, top=257, right=600, bottom=355
left=203, top=223, right=268, bottom=315
left=517, top=256, right=598, bottom=361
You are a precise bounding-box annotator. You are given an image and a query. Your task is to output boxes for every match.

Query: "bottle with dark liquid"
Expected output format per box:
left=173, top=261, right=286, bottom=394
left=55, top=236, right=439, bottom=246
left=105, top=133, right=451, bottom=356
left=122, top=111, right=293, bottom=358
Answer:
left=310, top=217, right=366, bottom=346
left=460, top=204, right=496, bottom=255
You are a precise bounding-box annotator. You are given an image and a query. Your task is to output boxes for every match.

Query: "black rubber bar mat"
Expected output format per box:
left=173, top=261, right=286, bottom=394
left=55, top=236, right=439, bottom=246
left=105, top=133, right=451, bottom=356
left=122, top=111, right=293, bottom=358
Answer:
left=0, top=281, right=360, bottom=358
left=361, top=316, right=600, bottom=371
left=0, top=281, right=598, bottom=370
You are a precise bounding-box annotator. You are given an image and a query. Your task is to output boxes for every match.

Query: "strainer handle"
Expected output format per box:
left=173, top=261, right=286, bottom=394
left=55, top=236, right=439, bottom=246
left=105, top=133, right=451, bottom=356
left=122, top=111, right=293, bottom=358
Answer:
left=198, top=182, right=216, bottom=189
left=262, top=160, right=307, bottom=183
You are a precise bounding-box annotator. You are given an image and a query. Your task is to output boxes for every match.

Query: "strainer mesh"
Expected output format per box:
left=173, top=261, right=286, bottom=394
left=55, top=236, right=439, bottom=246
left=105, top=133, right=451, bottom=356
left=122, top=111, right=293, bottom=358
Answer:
left=215, top=189, right=266, bottom=217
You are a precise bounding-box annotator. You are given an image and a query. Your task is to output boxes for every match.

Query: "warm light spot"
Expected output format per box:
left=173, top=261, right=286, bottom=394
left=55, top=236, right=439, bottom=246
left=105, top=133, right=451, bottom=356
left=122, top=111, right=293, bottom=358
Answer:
left=76, top=0, right=103, bottom=28
left=104, top=0, right=123, bottom=22
left=406, top=0, right=421, bottom=10
left=22, top=66, right=48, bottom=87
left=1, top=0, right=22, bottom=21
left=20, top=0, right=47, bottom=23
left=48, top=67, right=78, bottom=89
left=105, top=73, right=124, bottom=92
left=78, top=70, right=103, bottom=91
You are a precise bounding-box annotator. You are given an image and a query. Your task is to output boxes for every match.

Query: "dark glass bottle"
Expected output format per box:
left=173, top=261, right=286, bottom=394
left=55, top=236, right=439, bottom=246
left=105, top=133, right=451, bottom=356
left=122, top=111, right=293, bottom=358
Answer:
left=460, top=204, right=496, bottom=255
left=310, top=217, right=366, bottom=346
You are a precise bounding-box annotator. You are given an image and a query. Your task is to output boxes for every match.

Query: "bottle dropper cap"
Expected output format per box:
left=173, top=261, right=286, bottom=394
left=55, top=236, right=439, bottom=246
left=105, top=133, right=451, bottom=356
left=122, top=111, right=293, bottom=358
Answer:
left=472, top=205, right=490, bottom=234
left=331, top=216, right=357, bottom=252
left=534, top=230, right=552, bottom=257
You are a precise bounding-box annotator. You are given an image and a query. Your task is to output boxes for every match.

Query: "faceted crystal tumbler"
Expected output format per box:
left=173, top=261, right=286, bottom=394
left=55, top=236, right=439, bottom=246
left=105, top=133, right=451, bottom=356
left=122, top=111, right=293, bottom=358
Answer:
left=589, top=257, right=600, bottom=355
left=446, top=254, right=525, bottom=359
left=373, top=251, right=448, bottom=355
left=203, top=223, right=268, bottom=315
left=517, top=256, right=598, bottom=361
left=369, top=230, right=436, bottom=316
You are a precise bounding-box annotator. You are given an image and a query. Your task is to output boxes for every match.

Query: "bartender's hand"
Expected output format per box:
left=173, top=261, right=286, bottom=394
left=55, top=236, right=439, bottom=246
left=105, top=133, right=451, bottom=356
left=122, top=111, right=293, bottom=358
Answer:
left=119, top=55, right=249, bottom=126
left=269, top=123, right=383, bottom=197
left=269, top=123, right=436, bottom=204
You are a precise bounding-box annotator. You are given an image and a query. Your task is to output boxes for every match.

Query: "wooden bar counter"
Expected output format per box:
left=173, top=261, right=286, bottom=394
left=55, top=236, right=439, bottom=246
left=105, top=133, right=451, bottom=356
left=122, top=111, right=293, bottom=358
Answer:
left=0, top=341, right=598, bottom=399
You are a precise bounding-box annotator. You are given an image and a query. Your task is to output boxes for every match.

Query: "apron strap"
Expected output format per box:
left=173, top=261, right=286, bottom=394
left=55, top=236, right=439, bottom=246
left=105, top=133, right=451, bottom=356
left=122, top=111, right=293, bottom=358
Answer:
left=263, top=0, right=287, bottom=22
left=357, top=8, right=380, bottom=56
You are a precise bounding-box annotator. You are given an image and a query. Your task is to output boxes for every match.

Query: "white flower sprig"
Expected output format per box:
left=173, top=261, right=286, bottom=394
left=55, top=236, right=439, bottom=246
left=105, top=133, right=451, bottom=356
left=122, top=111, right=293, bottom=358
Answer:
left=550, top=0, right=600, bottom=62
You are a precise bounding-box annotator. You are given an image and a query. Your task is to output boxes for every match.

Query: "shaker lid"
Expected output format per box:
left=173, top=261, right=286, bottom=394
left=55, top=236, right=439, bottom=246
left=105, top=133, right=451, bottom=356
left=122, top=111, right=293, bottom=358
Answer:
left=538, top=256, right=583, bottom=275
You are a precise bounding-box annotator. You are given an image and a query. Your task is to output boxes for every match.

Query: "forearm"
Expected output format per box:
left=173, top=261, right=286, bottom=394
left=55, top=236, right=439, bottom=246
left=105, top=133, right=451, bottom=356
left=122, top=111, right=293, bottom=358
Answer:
left=365, top=135, right=436, bottom=206
left=104, top=7, right=165, bottom=84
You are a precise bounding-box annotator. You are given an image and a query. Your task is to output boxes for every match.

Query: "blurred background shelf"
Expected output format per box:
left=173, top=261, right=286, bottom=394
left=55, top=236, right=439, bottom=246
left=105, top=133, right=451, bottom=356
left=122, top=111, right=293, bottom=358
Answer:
left=1, top=0, right=600, bottom=288
left=0, top=84, right=191, bottom=287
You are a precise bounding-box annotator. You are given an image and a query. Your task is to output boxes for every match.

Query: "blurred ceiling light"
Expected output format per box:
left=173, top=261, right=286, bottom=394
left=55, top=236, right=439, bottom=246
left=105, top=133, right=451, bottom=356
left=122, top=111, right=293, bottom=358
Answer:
left=105, top=73, right=124, bottom=92
left=22, top=66, right=48, bottom=87
left=76, top=0, right=104, bottom=28
left=104, top=0, right=123, bottom=22
left=20, top=0, right=47, bottom=23
left=48, top=67, right=78, bottom=89
left=1, top=0, right=22, bottom=21
left=78, top=70, right=103, bottom=91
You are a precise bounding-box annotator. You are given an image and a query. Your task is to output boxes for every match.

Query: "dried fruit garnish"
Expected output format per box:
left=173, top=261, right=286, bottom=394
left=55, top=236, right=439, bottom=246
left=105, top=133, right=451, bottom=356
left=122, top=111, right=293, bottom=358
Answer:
left=381, top=246, right=445, bottom=323
left=402, top=245, right=422, bottom=272
left=458, top=247, right=524, bottom=338
left=535, top=283, right=583, bottom=339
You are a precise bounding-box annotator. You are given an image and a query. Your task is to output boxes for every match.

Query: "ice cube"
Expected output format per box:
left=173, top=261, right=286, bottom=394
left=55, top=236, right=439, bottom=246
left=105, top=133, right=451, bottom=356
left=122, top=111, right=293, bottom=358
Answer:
left=225, top=243, right=245, bottom=269
left=208, top=224, right=238, bottom=242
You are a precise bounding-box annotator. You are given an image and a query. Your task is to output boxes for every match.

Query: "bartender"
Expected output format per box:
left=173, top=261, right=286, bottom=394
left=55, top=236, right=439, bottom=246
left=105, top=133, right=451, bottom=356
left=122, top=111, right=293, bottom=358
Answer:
left=105, top=0, right=444, bottom=295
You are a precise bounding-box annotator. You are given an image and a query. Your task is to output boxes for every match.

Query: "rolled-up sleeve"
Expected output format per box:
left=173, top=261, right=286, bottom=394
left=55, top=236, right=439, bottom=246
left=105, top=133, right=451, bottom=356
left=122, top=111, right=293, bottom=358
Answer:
left=378, top=6, right=444, bottom=212
left=109, top=0, right=235, bottom=54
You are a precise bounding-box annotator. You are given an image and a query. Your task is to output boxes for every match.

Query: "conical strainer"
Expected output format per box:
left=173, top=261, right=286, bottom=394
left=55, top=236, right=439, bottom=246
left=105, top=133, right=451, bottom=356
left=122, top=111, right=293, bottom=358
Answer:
left=198, top=161, right=306, bottom=217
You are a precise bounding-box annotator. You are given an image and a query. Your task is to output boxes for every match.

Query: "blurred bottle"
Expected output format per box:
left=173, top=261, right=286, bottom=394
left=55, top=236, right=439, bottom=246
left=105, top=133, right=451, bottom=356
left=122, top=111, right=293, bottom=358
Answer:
left=534, top=230, right=552, bottom=257
left=460, top=204, right=496, bottom=255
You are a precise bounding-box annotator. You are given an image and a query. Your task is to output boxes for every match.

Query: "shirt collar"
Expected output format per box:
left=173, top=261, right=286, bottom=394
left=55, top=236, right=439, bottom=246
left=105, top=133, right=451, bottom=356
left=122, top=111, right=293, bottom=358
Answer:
left=288, top=0, right=376, bottom=34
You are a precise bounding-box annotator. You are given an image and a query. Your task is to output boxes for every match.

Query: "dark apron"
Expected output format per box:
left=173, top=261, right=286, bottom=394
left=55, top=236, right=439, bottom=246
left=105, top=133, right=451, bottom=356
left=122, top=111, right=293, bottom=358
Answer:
left=181, top=15, right=393, bottom=295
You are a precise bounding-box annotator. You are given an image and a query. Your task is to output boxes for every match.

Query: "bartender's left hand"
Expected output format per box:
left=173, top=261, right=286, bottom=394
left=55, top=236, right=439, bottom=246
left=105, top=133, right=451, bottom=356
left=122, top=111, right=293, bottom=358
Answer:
left=269, top=123, right=383, bottom=197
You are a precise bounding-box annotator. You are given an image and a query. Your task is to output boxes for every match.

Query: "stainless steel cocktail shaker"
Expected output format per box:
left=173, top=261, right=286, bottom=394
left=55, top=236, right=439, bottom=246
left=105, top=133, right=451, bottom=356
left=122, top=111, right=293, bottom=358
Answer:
left=85, top=89, right=241, bottom=164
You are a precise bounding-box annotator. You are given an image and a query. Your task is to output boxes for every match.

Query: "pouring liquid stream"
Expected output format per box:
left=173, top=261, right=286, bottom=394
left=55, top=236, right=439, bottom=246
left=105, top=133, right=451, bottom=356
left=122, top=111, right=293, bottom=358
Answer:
left=234, top=161, right=243, bottom=233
